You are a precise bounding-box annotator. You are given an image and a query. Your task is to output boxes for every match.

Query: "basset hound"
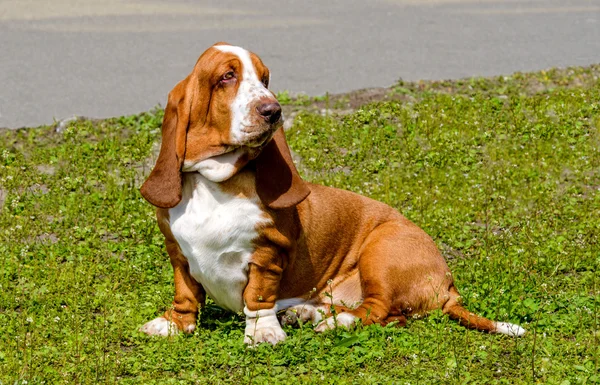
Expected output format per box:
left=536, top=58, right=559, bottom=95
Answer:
left=139, top=42, right=526, bottom=345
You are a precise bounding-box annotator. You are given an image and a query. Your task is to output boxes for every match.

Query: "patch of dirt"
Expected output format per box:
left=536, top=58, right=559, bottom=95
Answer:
left=281, top=86, right=413, bottom=119
left=333, top=87, right=413, bottom=109
left=439, top=242, right=466, bottom=261
left=0, top=189, right=6, bottom=211
left=34, top=233, right=59, bottom=244
left=27, top=183, right=50, bottom=195
left=36, top=164, right=56, bottom=175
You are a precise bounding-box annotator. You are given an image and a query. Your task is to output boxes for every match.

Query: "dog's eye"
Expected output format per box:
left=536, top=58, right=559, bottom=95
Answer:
left=262, top=77, right=269, bottom=87
left=221, top=71, right=235, bottom=83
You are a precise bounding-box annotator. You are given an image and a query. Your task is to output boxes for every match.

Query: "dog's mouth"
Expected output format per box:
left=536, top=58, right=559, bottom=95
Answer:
left=204, top=130, right=274, bottom=164
left=244, top=128, right=277, bottom=149
left=220, top=123, right=279, bottom=157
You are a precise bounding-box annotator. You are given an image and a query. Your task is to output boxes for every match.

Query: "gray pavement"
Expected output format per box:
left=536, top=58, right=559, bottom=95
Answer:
left=1, top=0, right=599, bottom=128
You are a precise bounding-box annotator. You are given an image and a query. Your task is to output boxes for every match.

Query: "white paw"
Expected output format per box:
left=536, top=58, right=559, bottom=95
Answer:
left=183, top=323, right=196, bottom=333
left=244, top=324, right=287, bottom=346
left=281, top=304, right=326, bottom=326
left=140, top=317, right=180, bottom=337
left=494, top=322, right=526, bottom=337
left=244, top=307, right=286, bottom=346
left=314, top=312, right=358, bottom=333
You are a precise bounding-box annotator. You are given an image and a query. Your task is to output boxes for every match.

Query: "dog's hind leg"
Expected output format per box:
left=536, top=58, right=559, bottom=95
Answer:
left=315, top=218, right=451, bottom=332
left=315, top=222, right=403, bottom=332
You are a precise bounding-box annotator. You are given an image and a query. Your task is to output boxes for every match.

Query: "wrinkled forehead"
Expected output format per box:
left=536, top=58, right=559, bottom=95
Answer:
left=203, top=44, right=268, bottom=79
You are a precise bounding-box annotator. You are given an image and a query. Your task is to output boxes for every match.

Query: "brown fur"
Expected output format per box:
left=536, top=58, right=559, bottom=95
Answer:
left=142, top=44, right=507, bottom=337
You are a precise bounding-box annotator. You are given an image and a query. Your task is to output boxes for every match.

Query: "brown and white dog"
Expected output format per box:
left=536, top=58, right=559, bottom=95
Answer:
left=139, top=43, right=525, bottom=345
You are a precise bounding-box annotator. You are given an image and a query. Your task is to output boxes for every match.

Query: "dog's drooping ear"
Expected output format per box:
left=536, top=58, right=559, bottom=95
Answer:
left=255, top=128, right=311, bottom=209
left=140, top=77, right=192, bottom=208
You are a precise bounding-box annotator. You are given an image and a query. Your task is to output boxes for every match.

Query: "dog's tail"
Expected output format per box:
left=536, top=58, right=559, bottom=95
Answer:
left=442, top=285, right=526, bottom=337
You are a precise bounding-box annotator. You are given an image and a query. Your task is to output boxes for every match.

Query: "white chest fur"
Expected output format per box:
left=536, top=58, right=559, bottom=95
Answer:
left=168, top=173, right=268, bottom=312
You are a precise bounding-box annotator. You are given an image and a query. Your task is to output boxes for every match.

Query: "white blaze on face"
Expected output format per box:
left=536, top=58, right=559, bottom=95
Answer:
left=214, top=45, right=273, bottom=145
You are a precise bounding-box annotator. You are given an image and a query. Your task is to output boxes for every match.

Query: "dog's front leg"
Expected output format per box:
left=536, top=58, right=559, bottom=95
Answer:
left=141, top=210, right=206, bottom=336
left=242, top=246, right=286, bottom=346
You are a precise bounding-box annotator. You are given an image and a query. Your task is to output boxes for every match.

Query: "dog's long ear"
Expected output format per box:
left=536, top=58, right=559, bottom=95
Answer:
left=140, top=77, right=192, bottom=208
left=255, top=128, right=311, bottom=209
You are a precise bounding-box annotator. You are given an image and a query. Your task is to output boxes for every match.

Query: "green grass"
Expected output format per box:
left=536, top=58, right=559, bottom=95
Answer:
left=1, top=66, right=599, bottom=384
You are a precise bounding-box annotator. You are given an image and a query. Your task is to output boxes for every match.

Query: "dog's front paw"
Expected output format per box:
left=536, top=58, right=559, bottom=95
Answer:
left=244, top=324, right=286, bottom=346
left=140, top=317, right=180, bottom=337
left=314, top=312, right=358, bottom=333
left=244, top=307, right=286, bottom=346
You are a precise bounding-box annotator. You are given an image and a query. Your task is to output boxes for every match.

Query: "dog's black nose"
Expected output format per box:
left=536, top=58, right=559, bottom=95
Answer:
left=257, top=102, right=282, bottom=124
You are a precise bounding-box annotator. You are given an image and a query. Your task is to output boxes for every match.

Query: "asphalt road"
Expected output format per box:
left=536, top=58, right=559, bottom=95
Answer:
left=1, top=0, right=599, bottom=128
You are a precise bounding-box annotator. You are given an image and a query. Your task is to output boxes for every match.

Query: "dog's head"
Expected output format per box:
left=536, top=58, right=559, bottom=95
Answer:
left=140, top=43, right=310, bottom=209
